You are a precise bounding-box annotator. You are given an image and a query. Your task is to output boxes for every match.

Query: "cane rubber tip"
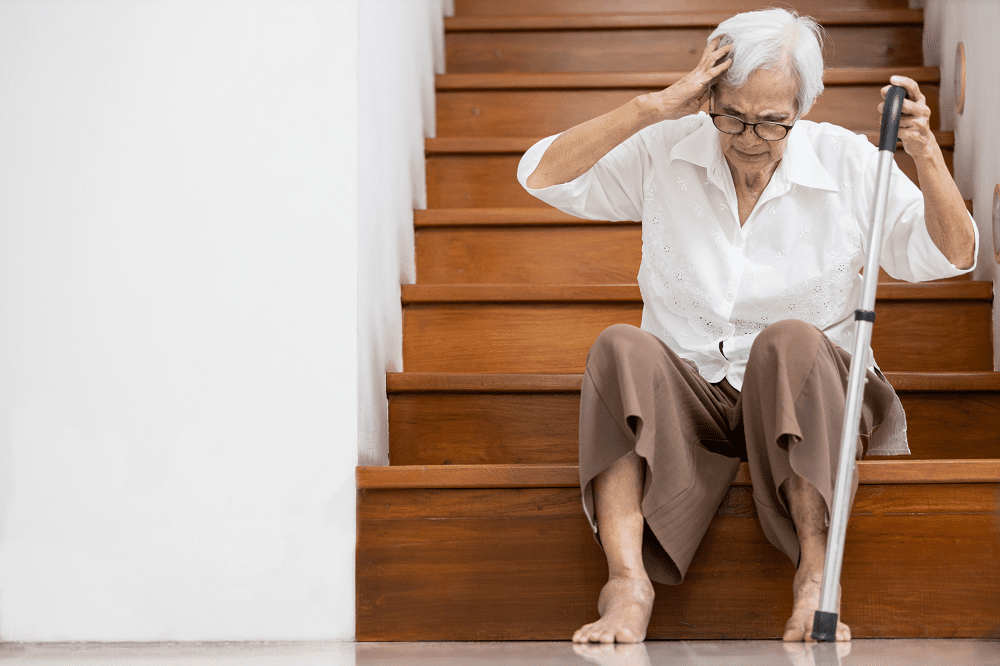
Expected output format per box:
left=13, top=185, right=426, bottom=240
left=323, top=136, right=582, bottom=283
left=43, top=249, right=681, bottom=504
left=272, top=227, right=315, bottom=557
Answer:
left=811, top=610, right=839, bottom=642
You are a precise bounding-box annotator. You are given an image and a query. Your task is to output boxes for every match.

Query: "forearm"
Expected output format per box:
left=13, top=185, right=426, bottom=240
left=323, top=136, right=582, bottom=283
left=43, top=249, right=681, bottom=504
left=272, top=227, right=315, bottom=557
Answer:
left=911, top=141, right=976, bottom=269
left=525, top=95, right=662, bottom=190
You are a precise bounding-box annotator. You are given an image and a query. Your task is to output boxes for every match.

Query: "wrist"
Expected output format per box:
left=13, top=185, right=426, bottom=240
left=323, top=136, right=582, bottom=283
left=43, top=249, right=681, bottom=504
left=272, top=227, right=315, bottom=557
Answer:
left=634, top=92, right=677, bottom=124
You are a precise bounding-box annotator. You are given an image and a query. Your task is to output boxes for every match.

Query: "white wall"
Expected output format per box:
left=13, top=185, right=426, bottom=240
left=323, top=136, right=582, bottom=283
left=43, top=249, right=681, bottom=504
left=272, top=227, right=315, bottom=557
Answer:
left=923, top=0, right=1000, bottom=369
left=0, top=0, right=357, bottom=641
left=358, top=0, right=449, bottom=466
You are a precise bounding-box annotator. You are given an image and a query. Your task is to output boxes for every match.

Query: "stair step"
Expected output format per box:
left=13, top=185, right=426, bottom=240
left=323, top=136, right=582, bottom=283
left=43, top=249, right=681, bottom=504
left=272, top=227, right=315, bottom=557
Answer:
left=387, top=372, right=1000, bottom=463
left=424, top=135, right=951, bottom=210
left=445, top=10, right=924, bottom=31
left=437, top=67, right=939, bottom=89
left=415, top=205, right=971, bottom=285
left=453, top=0, right=912, bottom=16
left=446, top=12, right=922, bottom=73
left=435, top=68, right=939, bottom=138
left=401, top=283, right=993, bottom=373
left=356, top=460, right=1000, bottom=640
left=359, top=460, right=1000, bottom=488
left=414, top=204, right=973, bottom=228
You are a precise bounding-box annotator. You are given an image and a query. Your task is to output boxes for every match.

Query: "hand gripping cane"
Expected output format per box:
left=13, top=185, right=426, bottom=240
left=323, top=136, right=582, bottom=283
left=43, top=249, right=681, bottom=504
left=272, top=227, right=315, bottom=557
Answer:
left=811, top=84, right=908, bottom=642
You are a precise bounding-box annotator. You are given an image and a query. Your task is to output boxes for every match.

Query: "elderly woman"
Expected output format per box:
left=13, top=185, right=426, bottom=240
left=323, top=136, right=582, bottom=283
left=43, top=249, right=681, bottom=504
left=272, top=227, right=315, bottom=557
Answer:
left=517, top=8, right=977, bottom=644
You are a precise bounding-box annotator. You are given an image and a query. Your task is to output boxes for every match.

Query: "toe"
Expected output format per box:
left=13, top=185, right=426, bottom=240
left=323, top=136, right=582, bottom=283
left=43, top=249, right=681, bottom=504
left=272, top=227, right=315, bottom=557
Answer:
left=783, top=618, right=807, bottom=642
left=836, top=622, right=851, bottom=641
left=616, top=628, right=637, bottom=643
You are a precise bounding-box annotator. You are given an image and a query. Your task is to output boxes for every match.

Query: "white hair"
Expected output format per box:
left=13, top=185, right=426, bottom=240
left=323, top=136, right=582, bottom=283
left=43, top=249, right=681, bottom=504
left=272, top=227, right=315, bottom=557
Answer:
left=708, top=8, right=825, bottom=115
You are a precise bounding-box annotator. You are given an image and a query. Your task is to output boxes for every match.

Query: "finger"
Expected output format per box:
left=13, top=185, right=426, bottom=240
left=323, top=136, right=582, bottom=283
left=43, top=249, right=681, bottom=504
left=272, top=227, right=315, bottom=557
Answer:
left=889, top=75, right=926, bottom=104
left=702, top=41, right=732, bottom=69
left=899, top=98, right=930, bottom=118
left=707, top=57, right=733, bottom=77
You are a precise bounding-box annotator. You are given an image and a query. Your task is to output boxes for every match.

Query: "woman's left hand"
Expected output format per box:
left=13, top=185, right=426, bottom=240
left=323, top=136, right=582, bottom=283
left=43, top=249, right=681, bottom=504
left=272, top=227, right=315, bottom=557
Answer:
left=878, top=75, right=936, bottom=160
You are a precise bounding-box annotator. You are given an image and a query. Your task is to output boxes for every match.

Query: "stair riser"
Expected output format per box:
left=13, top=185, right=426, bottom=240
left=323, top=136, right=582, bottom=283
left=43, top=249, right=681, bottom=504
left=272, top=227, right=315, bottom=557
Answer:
left=388, top=391, right=1000, bottom=464
left=454, top=0, right=911, bottom=15
left=416, top=226, right=967, bottom=284
left=447, top=26, right=922, bottom=73
left=403, top=301, right=992, bottom=372
left=436, top=86, right=940, bottom=137
left=357, top=483, right=1000, bottom=640
left=426, top=148, right=949, bottom=208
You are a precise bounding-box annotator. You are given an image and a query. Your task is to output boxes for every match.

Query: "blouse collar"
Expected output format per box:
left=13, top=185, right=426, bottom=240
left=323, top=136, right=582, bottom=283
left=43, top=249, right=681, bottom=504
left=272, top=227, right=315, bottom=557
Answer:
left=668, top=113, right=841, bottom=193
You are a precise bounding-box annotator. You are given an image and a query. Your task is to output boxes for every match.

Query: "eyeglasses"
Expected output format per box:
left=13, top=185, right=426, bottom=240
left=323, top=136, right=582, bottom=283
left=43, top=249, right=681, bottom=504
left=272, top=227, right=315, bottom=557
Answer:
left=709, top=99, right=796, bottom=141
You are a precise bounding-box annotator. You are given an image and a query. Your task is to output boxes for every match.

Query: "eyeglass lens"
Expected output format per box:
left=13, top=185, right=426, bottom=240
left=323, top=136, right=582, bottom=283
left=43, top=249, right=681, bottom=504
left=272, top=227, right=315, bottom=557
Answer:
left=713, top=115, right=788, bottom=140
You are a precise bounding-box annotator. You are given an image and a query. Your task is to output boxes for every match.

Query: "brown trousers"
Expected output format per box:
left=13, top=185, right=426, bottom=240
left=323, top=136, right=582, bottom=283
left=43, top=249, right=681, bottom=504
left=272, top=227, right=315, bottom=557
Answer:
left=579, top=319, right=896, bottom=585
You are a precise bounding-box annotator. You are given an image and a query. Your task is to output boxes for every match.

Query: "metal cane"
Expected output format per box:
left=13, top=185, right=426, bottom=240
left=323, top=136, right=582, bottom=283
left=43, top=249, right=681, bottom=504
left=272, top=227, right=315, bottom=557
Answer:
left=811, top=84, right=908, bottom=642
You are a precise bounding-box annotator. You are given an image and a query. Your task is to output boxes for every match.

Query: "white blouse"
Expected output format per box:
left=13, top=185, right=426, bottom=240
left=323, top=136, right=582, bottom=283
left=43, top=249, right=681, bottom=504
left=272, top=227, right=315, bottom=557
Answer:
left=517, top=112, right=979, bottom=455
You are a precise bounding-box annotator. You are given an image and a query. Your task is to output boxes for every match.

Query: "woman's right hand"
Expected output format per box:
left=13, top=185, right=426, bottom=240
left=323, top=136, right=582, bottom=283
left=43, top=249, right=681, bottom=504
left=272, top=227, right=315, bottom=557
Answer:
left=644, top=37, right=733, bottom=121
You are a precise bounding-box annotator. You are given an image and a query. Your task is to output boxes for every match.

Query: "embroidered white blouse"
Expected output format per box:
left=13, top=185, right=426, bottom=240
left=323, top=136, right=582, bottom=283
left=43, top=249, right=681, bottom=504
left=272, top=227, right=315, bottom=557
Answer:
left=517, top=112, right=979, bottom=455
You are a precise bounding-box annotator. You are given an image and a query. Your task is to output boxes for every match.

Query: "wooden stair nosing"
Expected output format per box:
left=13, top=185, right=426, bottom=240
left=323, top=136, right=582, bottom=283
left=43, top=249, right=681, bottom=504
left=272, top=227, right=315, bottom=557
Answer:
left=401, top=282, right=992, bottom=303
left=445, top=10, right=924, bottom=31
left=436, top=67, right=939, bottom=90
left=357, top=459, right=1000, bottom=489
left=386, top=371, right=1000, bottom=393
left=425, top=132, right=954, bottom=154
left=414, top=201, right=975, bottom=225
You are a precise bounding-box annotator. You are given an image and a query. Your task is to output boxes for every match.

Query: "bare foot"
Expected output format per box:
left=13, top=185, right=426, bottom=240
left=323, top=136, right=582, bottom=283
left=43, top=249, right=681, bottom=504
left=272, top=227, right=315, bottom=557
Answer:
left=573, top=643, right=651, bottom=666
left=572, top=576, right=655, bottom=643
left=782, top=570, right=851, bottom=642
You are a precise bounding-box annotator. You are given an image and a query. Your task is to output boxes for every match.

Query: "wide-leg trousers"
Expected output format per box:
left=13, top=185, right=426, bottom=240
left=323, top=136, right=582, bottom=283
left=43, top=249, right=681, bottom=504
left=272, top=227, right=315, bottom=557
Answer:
left=579, top=319, right=897, bottom=585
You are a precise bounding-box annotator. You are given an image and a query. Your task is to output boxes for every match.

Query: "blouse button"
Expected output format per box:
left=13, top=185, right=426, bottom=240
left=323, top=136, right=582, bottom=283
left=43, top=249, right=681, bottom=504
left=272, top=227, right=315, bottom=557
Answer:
left=726, top=292, right=735, bottom=301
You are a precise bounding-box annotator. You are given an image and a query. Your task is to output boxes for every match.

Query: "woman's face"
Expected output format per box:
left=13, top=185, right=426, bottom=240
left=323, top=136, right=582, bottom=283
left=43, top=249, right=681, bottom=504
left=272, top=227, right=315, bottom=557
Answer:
left=713, top=67, right=799, bottom=181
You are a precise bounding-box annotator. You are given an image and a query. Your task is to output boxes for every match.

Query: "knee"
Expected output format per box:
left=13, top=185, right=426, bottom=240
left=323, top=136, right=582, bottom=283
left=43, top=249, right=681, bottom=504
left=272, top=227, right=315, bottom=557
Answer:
left=747, top=320, right=822, bottom=373
left=587, top=324, right=649, bottom=372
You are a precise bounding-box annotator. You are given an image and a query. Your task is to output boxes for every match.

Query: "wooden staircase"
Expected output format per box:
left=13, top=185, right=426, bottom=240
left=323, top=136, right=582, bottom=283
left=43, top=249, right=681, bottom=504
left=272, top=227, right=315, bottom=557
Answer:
left=357, top=0, right=1000, bottom=640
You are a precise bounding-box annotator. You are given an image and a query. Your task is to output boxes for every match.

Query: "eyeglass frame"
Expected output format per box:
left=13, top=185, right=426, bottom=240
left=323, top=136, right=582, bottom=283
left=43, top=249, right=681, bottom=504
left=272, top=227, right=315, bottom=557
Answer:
left=708, top=96, right=797, bottom=141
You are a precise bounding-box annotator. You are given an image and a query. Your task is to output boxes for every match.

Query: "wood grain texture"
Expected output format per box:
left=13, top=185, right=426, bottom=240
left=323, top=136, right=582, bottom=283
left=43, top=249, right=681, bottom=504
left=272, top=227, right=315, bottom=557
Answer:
left=434, top=86, right=940, bottom=138
left=413, top=202, right=973, bottom=227
left=358, top=461, right=1000, bottom=489
left=388, top=388, right=1000, bottom=464
left=416, top=225, right=641, bottom=283
left=357, top=482, right=1000, bottom=640
left=446, top=25, right=923, bottom=73
left=445, top=11, right=923, bottom=31
left=452, top=0, right=912, bottom=15
left=386, top=371, right=1000, bottom=393
left=415, top=224, right=966, bottom=285
left=402, top=299, right=991, bottom=372
left=426, top=145, right=948, bottom=207
left=436, top=67, right=939, bottom=89
left=414, top=207, right=600, bottom=227
left=401, top=281, right=990, bottom=303
left=424, top=132, right=954, bottom=152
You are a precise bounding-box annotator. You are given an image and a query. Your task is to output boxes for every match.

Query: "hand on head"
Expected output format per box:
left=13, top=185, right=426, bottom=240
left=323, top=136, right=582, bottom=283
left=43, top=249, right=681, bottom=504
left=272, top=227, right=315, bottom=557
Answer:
left=652, top=37, right=733, bottom=121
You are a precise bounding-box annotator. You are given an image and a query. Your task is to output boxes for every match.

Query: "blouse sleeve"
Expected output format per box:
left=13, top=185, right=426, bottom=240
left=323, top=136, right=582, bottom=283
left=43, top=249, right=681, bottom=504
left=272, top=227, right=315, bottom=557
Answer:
left=516, top=131, right=649, bottom=222
left=855, top=144, right=979, bottom=282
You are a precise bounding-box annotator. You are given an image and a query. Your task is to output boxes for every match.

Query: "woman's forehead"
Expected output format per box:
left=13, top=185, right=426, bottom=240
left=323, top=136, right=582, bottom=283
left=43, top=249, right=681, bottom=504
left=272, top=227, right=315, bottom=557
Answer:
left=715, top=68, right=798, bottom=115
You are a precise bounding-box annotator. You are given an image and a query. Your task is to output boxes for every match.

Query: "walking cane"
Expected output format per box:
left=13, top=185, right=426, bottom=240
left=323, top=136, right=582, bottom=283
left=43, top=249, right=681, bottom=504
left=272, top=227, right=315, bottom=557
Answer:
left=811, top=84, right=908, bottom=642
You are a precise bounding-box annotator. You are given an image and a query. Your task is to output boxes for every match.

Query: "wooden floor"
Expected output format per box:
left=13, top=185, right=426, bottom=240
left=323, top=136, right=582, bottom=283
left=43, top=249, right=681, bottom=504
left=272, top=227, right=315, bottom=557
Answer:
left=357, top=0, right=1000, bottom=642
left=4, top=640, right=1000, bottom=665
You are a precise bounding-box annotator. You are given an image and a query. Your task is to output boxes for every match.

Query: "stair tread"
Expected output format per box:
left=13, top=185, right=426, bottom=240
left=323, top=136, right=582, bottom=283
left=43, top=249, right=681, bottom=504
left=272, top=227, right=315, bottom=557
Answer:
left=415, top=203, right=976, bottom=225
left=437, top=67, right=939, bottom=90
left=445, top=10, right=923, bottom=31
left=387, top=370, right=1000, bottom=393
left=426, top=132, right=954, bottom=154
left=358, top=459, right=1000, bottom=488
left=402, top=282, right=992, bottom=303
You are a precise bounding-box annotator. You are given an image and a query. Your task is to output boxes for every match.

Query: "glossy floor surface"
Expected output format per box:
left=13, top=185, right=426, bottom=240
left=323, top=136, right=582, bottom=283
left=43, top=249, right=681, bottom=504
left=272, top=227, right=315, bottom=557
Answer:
left=1, top=640, right=999, bottom=665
